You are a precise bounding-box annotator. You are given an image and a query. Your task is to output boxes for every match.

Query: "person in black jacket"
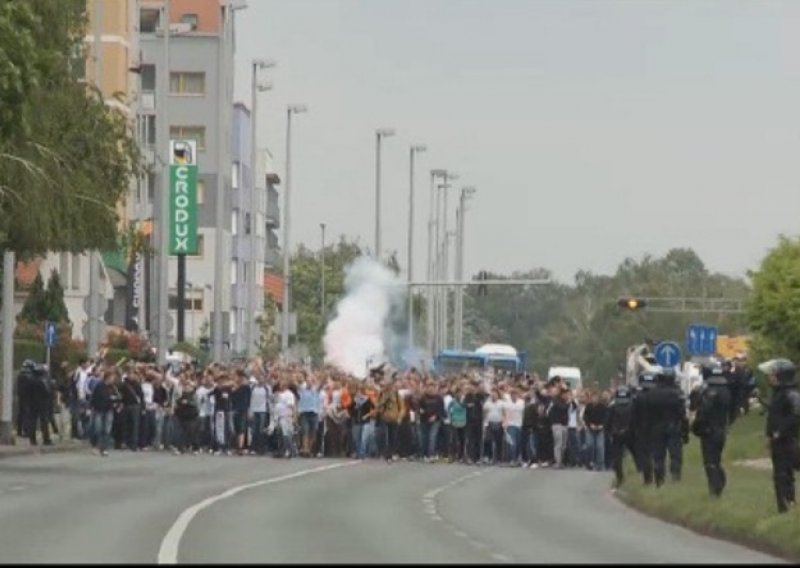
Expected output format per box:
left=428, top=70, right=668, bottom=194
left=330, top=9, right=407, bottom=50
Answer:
left=648, top=369, right=686, bottom=487
left=120, top=372, right=144, bottom=451
left=16, top=361, right=36, bottom=438
left=90, top=371, right=122, bottom=456
left=25, top=365, right=54, bottom=446
left=631, top=373, right=657, bottom=484
left=690, top=364, right=732, bottom=497
left=175, top=384, right=200, bottom=455
left=522, top=392, right=539, bottom=467
left=759, top=358, right=800, bottom=513
left=606, top=386, right=634, bottom=488
left=583, top=392, right=608, bottom=472
left=418, top=382, right=445, bottom=461
left=463, top=382, right=486, bottom=464
left=548, top=387, right=569, bottom=469
left=231, top=372, right=252, bottom=455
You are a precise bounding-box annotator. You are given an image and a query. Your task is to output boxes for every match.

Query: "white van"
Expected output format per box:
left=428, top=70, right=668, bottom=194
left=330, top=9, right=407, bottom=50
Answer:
left=547, top=366, right=583, bottom=391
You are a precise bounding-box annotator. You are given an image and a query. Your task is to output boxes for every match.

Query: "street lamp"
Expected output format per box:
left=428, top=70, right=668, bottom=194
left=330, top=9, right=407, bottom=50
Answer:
left=374, top=127, right=396, bottom=261
left=455, top=186, right=476, bottom=349
left=407, top=144, right=426, bottom=348
left=281, top=104, right=308, bottom=360
left=246, top=57, right=276, bottom=359
left=320, top=223, right=326, bottom=320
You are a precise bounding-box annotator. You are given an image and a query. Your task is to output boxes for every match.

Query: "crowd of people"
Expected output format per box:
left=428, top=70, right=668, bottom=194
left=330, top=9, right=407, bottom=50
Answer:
left=20, top=357, right=622, bottom=470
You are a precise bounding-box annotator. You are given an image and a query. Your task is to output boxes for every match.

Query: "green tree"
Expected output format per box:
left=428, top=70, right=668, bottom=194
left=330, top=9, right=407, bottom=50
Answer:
left=44, top=269, right=69, bottom=323
left=256, top=292, right=280, bottom=362
left=19, top=271, right=47, bottom=323
left=0, top=0, right=140, bottom=256
left=746, top=235, right=800, bottom=366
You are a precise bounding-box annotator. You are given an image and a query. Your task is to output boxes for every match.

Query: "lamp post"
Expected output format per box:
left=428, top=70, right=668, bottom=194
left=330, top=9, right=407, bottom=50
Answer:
left=281, top=104, right=308, bottom=360
left=455, top=186, right=476, bottom=350
left=246, top=58, right=276, bottom=358
left=374, top=127, right=395, bottom=261
left=407, top=144, right=426, bottom=349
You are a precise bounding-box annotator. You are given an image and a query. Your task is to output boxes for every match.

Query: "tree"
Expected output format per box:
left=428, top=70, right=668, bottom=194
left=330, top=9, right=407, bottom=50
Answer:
left=0, top=0, right=140, bottom=256
left=746, top=235, right=800, bottom=366
left=44, top=269, right=69, bottom=323
left=19, top=272, right=47, bottom=323
left=256, top=292, right=280, bottom=362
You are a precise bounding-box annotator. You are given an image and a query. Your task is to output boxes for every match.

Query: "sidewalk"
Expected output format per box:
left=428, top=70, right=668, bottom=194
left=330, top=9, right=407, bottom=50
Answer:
left=0, top=437, right=89, bottom=459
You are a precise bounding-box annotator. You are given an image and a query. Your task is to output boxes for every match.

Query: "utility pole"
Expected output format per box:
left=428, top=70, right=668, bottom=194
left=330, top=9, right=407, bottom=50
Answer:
left=156, top=0, right=171, bottom=365
left=455, top=186, right=476, bottom=349
left=407, top=145, right=426, bottom=348
left=0, top=251, right=15, bottom=443
left=426, top=171, right=437, bottom=358
left=87, top=0, right=104, bottom=359
left=374, top=128, right=395, bottom=261
left=320, top=223, right=326, bottom=320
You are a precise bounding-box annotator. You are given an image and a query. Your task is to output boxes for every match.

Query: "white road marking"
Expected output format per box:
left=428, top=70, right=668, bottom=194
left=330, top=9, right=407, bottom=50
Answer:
left=157, top=461, right=359, bottom=564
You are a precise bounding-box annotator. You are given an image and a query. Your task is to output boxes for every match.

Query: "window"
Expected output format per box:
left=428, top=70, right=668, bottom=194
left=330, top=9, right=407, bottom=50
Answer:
left=170, top=72, right=205, bottom=95
left=147, top=171, right=156, bottom=202
left=181, top=13, right=198, bottom=30
left=145, top=115, right=156, bottom=147
left=196, top=180, right=205, bottom=205
left=168, top=294, right=203, bottom=311
left=230, top=311, right=237, bottom=335
left=244, top=212, right=251, bottom=235
left=231, top=210, right=238, bottom=236
left=231, top=163, right=240, bottom=189
left=140, top=8, right=160, bottom=33
left=71, top=254, right=81, bottom=289
left=231, top=261, right=237, bottom=284
left=141, top=64, right=155, bottom=91
left=170, top=126, right=205, bottom=151
left=188, top=234, right=205, bottom=257
left=243, top=263, right=248, bottom=284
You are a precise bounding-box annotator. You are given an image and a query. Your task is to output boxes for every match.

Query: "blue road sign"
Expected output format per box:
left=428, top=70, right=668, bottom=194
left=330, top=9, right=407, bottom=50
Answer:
left=44, top=321, right=57, bottom=348
left=654, top=341, right=682, bottom=368
left=686, top=324, right=718, bottom=356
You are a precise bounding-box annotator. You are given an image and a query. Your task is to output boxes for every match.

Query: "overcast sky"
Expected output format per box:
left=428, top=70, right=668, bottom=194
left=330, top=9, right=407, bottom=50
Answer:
left=233, top=0, right=800, bottom=284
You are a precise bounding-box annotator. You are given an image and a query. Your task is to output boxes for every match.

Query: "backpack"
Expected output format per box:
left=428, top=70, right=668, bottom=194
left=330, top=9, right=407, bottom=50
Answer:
left=448, top=399, right=467, bottom=428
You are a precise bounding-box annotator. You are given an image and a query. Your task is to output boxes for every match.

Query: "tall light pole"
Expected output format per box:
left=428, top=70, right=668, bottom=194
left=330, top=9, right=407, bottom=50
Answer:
left=436, top=171, right=457, bottom=352
left=374, top=127, right=395, bottom=261
left=426, top=170, right=437, bottom=357
left=156, top=0, right=171, bottom=365
left=320, top=223, right=326, bottom=320
left=455, top=186, right=476, bottom=350
left=407, top=144, right=426, bottom=349
left=246, top=58, right=276, bottom=358
left=281, top=104, right=308, bottom=360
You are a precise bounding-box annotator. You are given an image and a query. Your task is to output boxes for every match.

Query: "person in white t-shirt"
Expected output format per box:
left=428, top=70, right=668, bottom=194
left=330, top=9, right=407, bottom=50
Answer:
left=274, top=382, right=297, bottom=458
left=503, top=389, right=525, bottom=466
left=483, top=390, right=504, bottom=464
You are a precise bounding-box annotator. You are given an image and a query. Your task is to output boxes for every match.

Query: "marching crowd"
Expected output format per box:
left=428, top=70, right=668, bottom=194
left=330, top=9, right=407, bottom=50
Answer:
left=20, top=357, right=619, bottom=470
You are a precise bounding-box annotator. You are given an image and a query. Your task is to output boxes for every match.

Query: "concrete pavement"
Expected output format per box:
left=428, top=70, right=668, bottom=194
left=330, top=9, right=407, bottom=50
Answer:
left=0, top=453, right=785, bottom=564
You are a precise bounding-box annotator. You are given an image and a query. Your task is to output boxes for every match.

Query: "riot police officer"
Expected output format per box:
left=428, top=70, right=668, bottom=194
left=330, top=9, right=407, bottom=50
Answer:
left=648, top=368, right=687, bottom=486
left=606, top=385, right=635, bottom=488
left=26, top=364, right=53, bottom=446
left=16, top=360, right=36, bottom=437
left=759, top=358, right=800, bottom=513
left=631, top=370, right=658, bottom=485
left=690, top=363, right=731, bottom=497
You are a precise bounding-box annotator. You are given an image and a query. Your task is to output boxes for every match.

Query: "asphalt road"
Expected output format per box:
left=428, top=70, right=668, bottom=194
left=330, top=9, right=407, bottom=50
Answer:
left=0, top=451, right=783, bottom=564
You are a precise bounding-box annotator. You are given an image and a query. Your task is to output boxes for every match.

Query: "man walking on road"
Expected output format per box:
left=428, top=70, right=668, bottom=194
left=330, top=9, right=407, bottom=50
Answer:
left=759, top=358, right=800, bottom=513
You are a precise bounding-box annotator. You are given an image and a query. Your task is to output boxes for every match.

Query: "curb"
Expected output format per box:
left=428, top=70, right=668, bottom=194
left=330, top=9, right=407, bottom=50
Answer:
left=0, top=441, right=90, bottom=459
left=614, top=487, right=799, bottom=564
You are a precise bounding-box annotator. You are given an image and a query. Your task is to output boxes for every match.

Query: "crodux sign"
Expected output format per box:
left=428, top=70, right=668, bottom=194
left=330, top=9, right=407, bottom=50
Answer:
left=169, top=139, right=198, bottom=255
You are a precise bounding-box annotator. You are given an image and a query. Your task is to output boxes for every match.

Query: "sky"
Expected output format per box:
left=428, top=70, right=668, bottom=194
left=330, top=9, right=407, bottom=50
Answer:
left=233, top=0, right=800, bottom=284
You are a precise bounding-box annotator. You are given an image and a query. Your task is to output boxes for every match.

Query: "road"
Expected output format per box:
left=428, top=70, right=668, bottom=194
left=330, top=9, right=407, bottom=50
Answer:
left=0, top=451, right=783, bottom=564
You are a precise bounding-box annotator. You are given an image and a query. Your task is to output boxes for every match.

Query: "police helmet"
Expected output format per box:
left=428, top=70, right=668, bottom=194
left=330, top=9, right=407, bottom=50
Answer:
left=758, top=358, right=797, bottom=388
left=701, top=362, right=728, bottom=386
left=614, top=386, right=632, bottom=400
left=638, top=371, right=658, bottom=389
left=21, top=359, right=36, bottom=371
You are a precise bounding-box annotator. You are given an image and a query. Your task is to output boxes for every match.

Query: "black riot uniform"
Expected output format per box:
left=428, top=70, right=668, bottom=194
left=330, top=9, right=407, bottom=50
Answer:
left=15, top=360, right=36, bottom=437
left=690, top=364, right=731, bottom=497
left=648, top=369, right=687, bottom=486
left=631, top=372, right=658, bottom=485
left=759, top=359, right=800, bottom=513
left=606, top=386, right=635, bottom=487
left=26, top=364, right=53, bottom=445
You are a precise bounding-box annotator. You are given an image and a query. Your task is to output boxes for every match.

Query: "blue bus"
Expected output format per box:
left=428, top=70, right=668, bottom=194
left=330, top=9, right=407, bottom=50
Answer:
left=433, top=344, right=528, bottom=375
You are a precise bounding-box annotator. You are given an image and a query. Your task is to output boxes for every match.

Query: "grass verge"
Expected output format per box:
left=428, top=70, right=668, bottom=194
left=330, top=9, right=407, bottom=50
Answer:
left=616, top=411, right=800, bottom=562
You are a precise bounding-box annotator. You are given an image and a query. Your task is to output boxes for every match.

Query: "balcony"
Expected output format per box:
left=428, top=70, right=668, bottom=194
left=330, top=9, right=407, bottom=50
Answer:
left=264, top=246, right=281, bottom=269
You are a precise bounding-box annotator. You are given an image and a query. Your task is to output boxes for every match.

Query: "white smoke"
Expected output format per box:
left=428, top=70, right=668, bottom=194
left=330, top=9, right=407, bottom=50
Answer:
left=323, top=256, right=407, bottom=378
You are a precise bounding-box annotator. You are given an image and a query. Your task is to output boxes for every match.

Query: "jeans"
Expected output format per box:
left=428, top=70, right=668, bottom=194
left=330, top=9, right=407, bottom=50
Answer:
left=153, top=408, right=165, bottom=448
left=251, top=412, right=268, bottom=454
left=359, top=420, right=376, bottom=458
left=486, top=422, right=503, bottom=463
left=567, top=427, right=581, bottom=467
left=420, top=420, right=441, bottom=458
left=586, top=429, right=605, bottom=471
left=552, top=424, right=567, bottom=467
left=279, top=416, right=296, bottom=457
left=92, top=410, right=114, bottom=452
left=525, top=429, right=538, bottom=463
left=505, top=425, right=522, bottom=463
left=352, top=423, right=363, bottom=457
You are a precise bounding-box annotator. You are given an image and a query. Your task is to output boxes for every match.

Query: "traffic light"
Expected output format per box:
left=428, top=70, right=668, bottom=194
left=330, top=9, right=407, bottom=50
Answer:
left=478, top=270, right=488, bottom=297
left=618, top=297, right=647, bottom=311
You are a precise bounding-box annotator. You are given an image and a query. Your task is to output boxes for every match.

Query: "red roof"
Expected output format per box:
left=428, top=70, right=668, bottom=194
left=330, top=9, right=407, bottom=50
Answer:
left=15, top=259, right=42, bottom=287
left=263, top=272, right=284, bottom=306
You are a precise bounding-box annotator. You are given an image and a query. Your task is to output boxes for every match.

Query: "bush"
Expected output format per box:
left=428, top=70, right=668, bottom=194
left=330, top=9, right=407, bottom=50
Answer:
left=13, top=339, right=46, bottom=367
left=104, top=348, right=131, bottom=365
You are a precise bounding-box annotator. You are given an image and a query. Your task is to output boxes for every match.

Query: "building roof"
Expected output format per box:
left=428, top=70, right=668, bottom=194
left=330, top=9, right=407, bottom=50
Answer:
left=263, top=271, right=284, bottom=305
left=15, top=259, right=42, bottom=287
